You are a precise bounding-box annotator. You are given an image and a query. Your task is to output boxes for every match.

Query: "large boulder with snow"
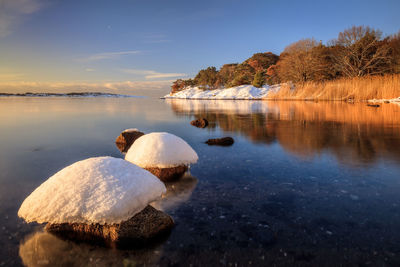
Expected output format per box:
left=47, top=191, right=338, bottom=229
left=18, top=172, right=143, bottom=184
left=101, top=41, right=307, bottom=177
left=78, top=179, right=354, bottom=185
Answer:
left=125, top=132, right=198, bottom=182
left=115, top=128, right=144, bottom=153
left=18, top=157, right=173, bottom=244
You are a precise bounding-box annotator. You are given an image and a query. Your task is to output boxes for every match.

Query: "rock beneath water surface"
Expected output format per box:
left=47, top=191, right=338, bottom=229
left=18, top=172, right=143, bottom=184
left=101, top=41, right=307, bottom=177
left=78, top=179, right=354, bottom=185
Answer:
left=367, top=104, right=380, bottom=107
left=45, top=205, right=174, bottom=246
left=190, top=118, right=208, bottom=128
left=205, top=137, right=234, bottom=146
left=115, top=129, right=144, bottom=153
left=145, top=165, right=188, bottom=182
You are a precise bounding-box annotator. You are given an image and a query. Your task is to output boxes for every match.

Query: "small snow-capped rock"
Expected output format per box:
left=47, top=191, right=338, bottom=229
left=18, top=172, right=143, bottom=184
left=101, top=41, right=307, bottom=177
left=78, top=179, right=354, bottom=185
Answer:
left=125, top=132, right=198, bottom=168
left=125, top=132, right=198, bottom=181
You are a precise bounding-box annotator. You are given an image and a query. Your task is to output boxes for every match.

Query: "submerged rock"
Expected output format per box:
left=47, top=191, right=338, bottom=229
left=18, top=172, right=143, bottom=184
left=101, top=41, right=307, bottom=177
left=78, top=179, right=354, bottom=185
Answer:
left=190, top=118, right=208, bottom=128
left=115, top=128, right=144, bottom=153
left=45, top=205, right=174, bottom=246
left=145, top=165, right=188, bottom=182
left=205, top=137, right=234, bottom=146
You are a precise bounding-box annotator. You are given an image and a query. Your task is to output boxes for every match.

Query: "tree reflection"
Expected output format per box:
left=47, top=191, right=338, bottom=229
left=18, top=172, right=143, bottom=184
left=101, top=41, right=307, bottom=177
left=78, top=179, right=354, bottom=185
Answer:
left=167, top=99, right=400, bottom=165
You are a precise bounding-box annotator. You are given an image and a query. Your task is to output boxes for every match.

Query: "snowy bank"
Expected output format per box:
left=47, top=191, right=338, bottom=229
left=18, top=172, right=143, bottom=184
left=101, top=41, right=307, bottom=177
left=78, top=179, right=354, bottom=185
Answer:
left=368, top=97, right=400, bottom=105
left=164, top=84, right=281, bottom=100
left=164, top=84, right=400, bottom=103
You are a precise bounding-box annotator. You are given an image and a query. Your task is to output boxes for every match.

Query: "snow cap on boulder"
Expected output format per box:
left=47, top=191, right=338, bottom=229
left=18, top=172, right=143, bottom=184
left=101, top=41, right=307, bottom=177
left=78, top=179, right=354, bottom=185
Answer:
left=18, top=156, right=166, bottom=225
left=125, top=132, right=198, bottom=168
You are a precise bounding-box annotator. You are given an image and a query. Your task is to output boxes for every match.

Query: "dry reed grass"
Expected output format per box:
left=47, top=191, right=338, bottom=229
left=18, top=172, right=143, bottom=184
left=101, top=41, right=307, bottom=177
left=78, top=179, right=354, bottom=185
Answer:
left=267, top=101, right=400, bottom=125
left=267, top=74, right=400, bottom=101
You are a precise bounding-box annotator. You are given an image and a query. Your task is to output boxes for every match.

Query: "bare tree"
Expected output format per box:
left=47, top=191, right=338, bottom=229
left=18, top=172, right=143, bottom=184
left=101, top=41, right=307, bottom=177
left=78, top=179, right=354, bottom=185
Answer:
left=332, top=26, right=393, bottom=77
left=388, top=31, right=400, bottom=73
left=277, top=38, right=331, bottom=82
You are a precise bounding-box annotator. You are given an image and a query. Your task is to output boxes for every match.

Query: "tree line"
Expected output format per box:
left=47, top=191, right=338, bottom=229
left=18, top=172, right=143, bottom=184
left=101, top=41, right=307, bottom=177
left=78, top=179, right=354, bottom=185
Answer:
left=171, top=26, right=400, bottom=94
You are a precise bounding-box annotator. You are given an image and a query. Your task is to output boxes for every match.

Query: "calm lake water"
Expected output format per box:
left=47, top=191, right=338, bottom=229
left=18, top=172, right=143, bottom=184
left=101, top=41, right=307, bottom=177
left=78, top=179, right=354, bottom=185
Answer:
left=1, top=97, right=400, bottom=266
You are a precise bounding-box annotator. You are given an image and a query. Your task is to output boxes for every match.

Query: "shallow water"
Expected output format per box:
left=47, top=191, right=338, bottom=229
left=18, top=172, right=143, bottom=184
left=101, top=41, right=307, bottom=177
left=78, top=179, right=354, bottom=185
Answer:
left=1, top=97, right=400, bottom=266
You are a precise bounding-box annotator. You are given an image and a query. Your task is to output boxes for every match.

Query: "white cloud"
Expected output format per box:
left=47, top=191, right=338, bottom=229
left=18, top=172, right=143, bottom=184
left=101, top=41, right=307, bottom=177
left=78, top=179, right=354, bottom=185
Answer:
left=76, top=51, right=141, bottom=62
left=122, top=69, right=186, bottom=80
left=0, top=0, right=43, bottom=37
left=85, top=68, right=95, bottom=72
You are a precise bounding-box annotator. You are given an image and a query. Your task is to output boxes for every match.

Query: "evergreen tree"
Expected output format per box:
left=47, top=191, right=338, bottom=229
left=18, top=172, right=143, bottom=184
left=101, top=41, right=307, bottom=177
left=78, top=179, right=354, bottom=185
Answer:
left=252, top=71, right=265, bottom=87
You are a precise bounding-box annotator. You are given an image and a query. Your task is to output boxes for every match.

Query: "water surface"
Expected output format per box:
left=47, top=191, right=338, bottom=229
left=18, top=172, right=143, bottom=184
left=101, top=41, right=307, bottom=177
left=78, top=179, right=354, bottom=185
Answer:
left=1, top=97, right=400, bottom=266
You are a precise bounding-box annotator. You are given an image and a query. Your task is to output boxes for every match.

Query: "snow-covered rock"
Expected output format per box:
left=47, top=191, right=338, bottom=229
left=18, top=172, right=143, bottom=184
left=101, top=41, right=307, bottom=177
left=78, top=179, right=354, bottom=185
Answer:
left=164, top=84, right=282, bottom=100
left=125, top=132, right=198, bottom=181
left=125, top=132, right=198, bottom=168
left=18, top=156, right=166, bottom=225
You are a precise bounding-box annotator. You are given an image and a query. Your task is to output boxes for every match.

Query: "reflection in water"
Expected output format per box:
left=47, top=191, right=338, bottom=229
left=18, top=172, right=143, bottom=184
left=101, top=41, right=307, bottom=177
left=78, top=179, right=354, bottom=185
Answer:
left=151, top=174, right=198, bottom=212
left=167, top=99, right=400, bottom=165
left=0, top=97, right=398, bottom=266
left=19, top=231, right=163, bottom=267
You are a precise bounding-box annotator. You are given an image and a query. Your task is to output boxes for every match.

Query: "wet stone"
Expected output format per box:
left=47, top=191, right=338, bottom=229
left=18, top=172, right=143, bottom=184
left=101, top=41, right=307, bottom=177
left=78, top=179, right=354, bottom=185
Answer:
left=190, top=118, right=208, bottom=128
left=205, top=137, right=234, bottom=146
left=145, top=165, right=188, bottom=182
left=115, top=129, right=144, bottom=153
left=45, top=205, right=174, bottom=247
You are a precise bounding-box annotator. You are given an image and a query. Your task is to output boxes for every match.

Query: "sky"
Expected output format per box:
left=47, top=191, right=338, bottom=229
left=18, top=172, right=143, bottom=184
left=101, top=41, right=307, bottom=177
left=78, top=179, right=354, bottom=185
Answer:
left=0, top=0, right=399, bottom=94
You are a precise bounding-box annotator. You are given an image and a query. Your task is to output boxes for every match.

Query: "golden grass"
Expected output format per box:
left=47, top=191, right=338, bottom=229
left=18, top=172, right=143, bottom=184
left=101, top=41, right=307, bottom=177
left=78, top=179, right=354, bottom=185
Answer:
left=267, top=101, right=400, bottom=125
left=267, top=74, right=400, bottom=101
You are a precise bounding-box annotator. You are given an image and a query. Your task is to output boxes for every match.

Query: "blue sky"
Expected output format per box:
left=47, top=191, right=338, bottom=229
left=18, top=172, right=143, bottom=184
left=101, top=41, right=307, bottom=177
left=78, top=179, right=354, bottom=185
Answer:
left=0, top=0, right=399, bottom=92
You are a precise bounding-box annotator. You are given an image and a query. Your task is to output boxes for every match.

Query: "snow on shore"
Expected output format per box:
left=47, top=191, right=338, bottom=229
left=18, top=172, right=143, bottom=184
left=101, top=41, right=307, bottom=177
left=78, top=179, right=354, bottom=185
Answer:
left=164, top=84, right=400, bottom=103
left=164, top=84, right=281, bottom=100
left=368, top=97, right=400, bottom=105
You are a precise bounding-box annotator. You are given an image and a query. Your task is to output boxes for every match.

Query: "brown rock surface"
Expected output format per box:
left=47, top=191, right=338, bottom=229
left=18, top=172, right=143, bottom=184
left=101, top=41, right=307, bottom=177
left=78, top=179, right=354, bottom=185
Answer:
left=45, top=205, right=174, bottom=246
left=205, top=137, right=234, bottom=146
left=145, top=165, right=188, bottom=182
left=115, top=129, right=144, bottom=152
left=190, top=118, right=208, bottom=128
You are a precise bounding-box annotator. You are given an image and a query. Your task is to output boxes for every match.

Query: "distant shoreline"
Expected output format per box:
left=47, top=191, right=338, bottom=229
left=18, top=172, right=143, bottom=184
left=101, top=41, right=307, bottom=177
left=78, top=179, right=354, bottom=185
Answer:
left=0, top=92, right=144, bottom=98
